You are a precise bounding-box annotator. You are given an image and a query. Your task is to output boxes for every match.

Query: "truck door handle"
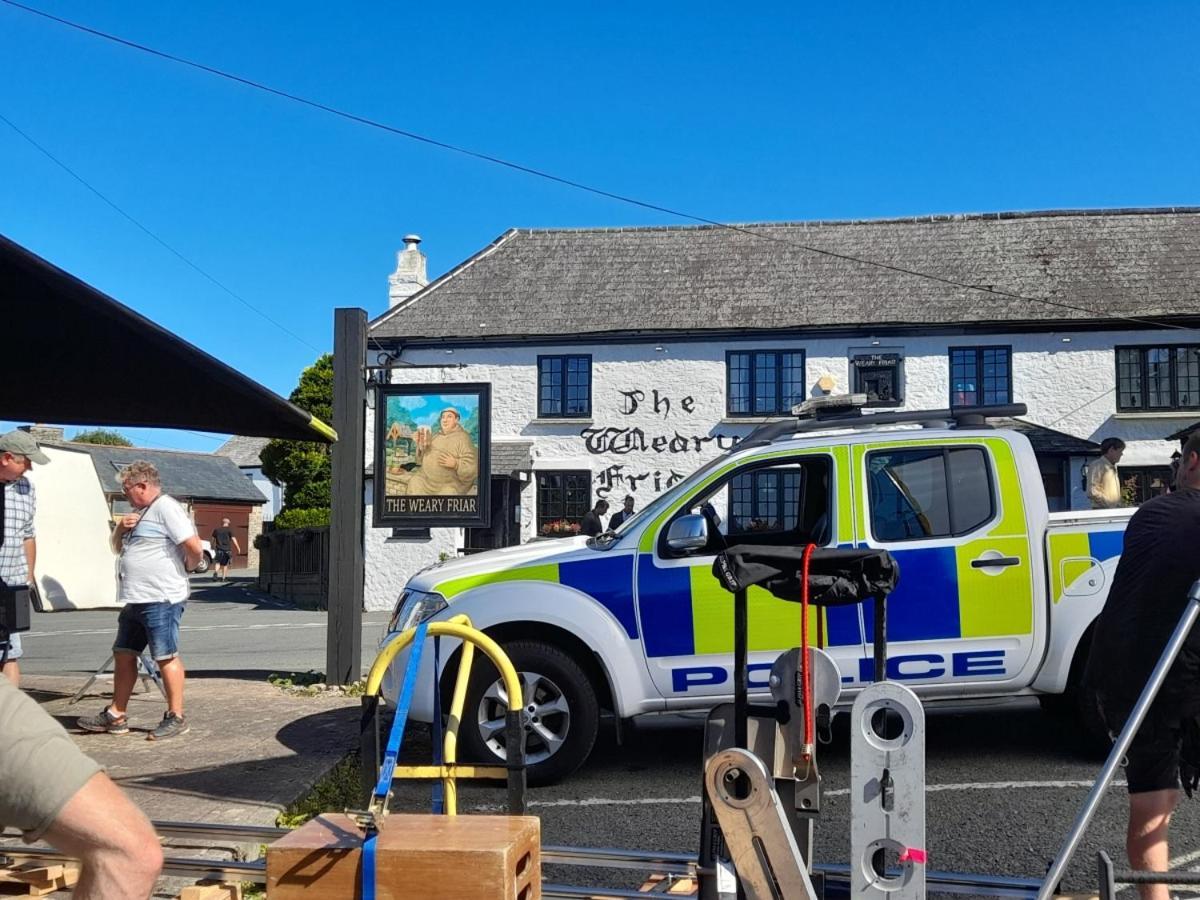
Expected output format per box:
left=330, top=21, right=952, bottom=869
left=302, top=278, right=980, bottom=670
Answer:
left=971, top=556, right=1021, bottom=569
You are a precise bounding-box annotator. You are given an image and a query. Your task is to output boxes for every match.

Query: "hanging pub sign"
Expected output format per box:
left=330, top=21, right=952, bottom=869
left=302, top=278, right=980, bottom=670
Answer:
left=373, top=383, right=491, bottom=528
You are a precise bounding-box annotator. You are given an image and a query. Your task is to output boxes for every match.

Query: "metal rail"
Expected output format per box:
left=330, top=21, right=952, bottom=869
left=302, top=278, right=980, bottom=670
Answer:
left=2, top=822, right=1045, bottom=897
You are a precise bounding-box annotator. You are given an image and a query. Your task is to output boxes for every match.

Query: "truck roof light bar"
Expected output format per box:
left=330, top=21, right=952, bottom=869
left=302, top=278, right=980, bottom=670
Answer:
left=741, top=403, right=1029, bottom=446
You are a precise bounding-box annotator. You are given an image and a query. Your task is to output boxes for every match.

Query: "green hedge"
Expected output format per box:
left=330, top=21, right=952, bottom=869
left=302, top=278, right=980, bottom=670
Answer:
left=273, top=508, right=331, bottom=530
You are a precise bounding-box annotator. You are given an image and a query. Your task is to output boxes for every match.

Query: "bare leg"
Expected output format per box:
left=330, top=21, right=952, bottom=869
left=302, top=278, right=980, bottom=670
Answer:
left=1128, top=788, right=1179, bottom=900
left=1, top=659, right=18, bottom=688
left=41, top=772, right=163, bottom=900
left=108, top=652, right=138, bottom=716
left=158, top=656, right=185, bottom=717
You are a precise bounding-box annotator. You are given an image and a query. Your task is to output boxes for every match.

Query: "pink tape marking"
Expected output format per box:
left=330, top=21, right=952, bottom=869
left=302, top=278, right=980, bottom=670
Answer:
left=898, top=848, right=928, bottom=865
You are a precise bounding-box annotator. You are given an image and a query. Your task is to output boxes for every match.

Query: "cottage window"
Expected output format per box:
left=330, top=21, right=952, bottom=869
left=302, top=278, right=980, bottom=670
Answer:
left=1115, top=345, right=1200, bottom=412
left=536, top=470, right=591, bottom=535
left=726, top=350, right=806, bottom=416
left=949, top=346, right=1012, bottom=408
left=537, top=355, right=591, bottom=418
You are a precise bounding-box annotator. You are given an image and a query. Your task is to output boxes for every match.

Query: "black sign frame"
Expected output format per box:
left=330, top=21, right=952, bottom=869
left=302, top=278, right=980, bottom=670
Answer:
left=373, top=382, right=491, bottom=528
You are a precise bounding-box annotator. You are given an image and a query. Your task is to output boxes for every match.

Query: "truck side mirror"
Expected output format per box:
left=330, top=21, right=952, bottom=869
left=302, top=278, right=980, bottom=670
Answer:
left=667, top=514, right=710, bottom=552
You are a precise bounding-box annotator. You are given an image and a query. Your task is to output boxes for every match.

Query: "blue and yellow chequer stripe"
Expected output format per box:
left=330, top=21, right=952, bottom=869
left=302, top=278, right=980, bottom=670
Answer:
left=1047, top=527, right=1125, bottom=603
left=638, top=446, right=863, bottom=659
left=434, top=556, right=640, bottom=639
left=854, top=436, right=1036, bottom=644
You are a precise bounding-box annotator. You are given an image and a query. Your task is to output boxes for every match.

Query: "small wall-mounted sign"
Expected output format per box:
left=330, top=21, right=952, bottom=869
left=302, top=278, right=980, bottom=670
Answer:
left=373, top=382, right=491, bottom=528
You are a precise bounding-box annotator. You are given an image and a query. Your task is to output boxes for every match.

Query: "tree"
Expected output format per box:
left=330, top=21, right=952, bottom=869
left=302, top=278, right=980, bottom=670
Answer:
left=72, top=429, right=133, bottom=447
left=260, top=354, right=334, bottom=516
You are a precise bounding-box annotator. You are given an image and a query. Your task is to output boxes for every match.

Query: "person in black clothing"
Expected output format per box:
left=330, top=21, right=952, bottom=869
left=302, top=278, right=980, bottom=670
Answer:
left=210, top=518, right=241, bottom=582
left=580, top=500, right=609, bottom=537
left=1084, top=432, right=1200, bottom=900
left=608, top=496, right=636, bottom=531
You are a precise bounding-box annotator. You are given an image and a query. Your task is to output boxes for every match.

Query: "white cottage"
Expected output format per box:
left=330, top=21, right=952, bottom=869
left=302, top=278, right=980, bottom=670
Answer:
left=361, top=208, right=1200, bottom=611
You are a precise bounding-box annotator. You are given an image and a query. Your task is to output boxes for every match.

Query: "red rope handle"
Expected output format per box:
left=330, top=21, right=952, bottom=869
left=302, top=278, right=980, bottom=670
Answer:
left=801, top=542, right=816, bottom=757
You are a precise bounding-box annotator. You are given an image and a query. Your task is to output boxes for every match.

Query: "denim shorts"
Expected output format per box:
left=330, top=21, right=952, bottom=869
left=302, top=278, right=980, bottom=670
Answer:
left=113, top=602, right=185, bottom=661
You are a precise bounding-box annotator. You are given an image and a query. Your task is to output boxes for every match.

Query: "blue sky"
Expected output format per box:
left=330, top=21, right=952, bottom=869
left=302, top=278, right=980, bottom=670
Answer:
left=3, top=2, right=1200, bottom=451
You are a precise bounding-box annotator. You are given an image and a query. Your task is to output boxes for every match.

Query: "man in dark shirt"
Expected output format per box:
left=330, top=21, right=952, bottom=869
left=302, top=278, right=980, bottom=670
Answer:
left=608, top=496, right=636, bottom=531
left=1084, top=432, right=1200, bottom=900
left=580, top=500, right=609, bottom=537
left=210, top=518, right=241, bottom=582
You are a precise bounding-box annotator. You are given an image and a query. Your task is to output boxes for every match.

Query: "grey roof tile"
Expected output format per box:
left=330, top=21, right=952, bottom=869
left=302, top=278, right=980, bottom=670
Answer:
left=371, top=208, right=1200, bottom=341
left=57, top=443, right=267, bottom=503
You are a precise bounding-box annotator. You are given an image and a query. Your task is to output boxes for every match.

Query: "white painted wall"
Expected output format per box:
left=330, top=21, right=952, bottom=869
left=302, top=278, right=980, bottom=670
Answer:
left=243, top=466, right=282, bottom=521
left=360, top=327, right=1200, bottom=610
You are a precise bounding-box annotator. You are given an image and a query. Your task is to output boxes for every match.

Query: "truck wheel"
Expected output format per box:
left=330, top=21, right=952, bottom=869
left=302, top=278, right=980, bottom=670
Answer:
left=193, top=552, right=212, bottom=574
left=457, top=640, right=600, bottom=786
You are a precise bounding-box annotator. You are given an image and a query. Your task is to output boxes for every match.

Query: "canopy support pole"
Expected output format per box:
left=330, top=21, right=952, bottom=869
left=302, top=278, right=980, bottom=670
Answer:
left=327, top=308, right=367, bottom=685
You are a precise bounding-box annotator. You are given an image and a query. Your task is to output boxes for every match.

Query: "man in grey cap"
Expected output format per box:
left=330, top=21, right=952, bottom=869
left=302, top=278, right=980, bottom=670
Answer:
left=0, top=430, right=49, bottom=687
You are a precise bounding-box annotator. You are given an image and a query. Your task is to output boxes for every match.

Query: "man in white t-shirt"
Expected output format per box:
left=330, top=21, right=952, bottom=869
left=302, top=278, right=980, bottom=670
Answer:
left=78, top=461, right=202, bottom=741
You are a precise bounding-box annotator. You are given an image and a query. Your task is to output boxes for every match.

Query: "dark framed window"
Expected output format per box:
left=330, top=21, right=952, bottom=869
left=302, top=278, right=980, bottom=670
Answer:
left=728, top=469, right=804, bottom=535
left=867, top=446, right=995, bottom=542
left=1038, top=457, right=1068, bottom=513
left=726, top=350, right=806, bottom=416
left=1118, top=466, right=1172, bottom=506
left=949, top=346, right=1012, bottom=408
left=852, top=353, right=903, bottom=407
left=538, top=355, right=591, bottom=418
left=536, top=470, right=591, bottom=534
left=1115, top=345, right=1200, bottom=412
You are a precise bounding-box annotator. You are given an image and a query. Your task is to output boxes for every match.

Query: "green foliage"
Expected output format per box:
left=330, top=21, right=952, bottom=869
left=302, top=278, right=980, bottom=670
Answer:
left=71, top=429, right=133, bottom=447
left=268, top=670, right=366, bottom=697
left=276, top=753, right=364, bottom=829
left=261, top=354, right=334, bottom=515
left=272, top=508, right=331, bottom=530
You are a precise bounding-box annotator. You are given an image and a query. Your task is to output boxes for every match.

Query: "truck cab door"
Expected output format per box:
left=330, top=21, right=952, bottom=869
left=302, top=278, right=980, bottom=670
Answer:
left=855, top=437, right=1037, bottom=692
left=635, top=447, right=866, bottom=702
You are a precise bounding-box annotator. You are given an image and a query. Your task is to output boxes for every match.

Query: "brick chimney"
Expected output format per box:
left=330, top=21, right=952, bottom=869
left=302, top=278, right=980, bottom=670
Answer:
left=388, top=234, right=429, bottom=309
left=20, top=424, right=64, bottom=443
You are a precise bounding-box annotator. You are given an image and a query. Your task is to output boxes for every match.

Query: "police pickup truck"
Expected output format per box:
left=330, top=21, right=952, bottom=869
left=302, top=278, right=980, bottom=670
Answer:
left=381, top=400, right=1128, bottom=783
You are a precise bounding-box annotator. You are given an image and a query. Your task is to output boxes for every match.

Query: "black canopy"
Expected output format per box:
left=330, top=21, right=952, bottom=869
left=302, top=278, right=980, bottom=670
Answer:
left=0, top=234, right=335, bottom=443
left=713, top=546, right=899, bottom=607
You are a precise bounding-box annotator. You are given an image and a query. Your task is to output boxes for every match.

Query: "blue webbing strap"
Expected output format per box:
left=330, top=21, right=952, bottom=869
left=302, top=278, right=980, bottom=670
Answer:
left=363, top=622, right=428, bottom=900
left=431, top=636, right=444, bottom=813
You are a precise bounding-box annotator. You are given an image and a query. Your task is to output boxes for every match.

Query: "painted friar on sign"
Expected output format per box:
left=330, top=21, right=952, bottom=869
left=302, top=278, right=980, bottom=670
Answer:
left=374, top=383, right=490, bottom=527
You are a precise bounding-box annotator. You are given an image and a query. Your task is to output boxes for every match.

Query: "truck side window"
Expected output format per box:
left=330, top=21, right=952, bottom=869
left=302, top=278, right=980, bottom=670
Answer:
left=868, top=447, right=994, bottom=541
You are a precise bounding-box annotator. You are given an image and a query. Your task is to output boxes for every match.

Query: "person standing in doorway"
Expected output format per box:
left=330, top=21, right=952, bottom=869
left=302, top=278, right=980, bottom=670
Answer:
left=210, top=517, right=241, bottom=582
left=608, top=495, right=636, bottom=530
left=0, top=431, right=49, bottom=687
left=1087, top=437, right=1126, bottom=509
left=78, top=461, right=202, bottom=741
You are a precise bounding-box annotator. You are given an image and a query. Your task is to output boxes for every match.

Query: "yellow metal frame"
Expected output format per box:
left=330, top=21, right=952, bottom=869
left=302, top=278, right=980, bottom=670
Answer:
left=365, top=614, right=523, bottom=815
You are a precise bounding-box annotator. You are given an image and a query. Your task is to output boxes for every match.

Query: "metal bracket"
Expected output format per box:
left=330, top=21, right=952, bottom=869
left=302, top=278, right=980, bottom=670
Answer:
left=704, top=747, right=819, bottom=900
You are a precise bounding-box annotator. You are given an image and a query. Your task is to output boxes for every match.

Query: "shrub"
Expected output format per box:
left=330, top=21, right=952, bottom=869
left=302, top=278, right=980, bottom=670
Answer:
left=274, top=508, right=330, bottom=530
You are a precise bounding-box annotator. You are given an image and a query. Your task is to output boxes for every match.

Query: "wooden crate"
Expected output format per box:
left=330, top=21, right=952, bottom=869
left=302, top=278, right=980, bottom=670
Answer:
left=267, top=812, right=540, bottom=900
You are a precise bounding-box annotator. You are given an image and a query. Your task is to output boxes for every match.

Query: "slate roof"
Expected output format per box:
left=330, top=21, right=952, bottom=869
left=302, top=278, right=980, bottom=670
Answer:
left=1168, top=422, right=1200, bottom=443
left=371, top=208, right=1200, bottom=343
left=994, top=418, right=1101, bottom=456
left=216, top=435, right=271, bottom=468
left=58, top=443, right=267, bottom=503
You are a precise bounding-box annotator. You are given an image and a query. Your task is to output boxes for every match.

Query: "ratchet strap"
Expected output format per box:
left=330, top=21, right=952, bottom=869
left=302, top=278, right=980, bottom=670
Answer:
left=363, top=621, right=428, bottom=900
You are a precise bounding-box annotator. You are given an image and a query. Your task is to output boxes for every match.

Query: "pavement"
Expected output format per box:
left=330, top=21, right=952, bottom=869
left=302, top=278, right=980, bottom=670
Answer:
left=1, top=572, right=370, bottom=898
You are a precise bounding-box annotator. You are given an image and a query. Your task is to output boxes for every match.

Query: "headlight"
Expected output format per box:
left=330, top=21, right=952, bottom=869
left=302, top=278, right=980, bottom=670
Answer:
left=387, top=589, right=448, bottom=634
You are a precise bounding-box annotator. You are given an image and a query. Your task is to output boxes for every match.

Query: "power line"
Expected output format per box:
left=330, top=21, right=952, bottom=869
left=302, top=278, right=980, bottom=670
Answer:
left=1, top=0, right=1190, bottom=334
left=0, top=109, right=322, bottom=354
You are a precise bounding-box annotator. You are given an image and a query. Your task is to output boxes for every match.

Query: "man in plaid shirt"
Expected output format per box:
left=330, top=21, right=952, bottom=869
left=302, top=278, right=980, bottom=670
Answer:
left=0, top=431, right=49, bottom=687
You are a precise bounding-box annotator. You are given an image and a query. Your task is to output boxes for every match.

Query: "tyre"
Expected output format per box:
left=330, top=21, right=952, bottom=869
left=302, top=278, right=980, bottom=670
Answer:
left=456, top=639, right=600, bottom=786
left=193, top=552, right=212, bottom=574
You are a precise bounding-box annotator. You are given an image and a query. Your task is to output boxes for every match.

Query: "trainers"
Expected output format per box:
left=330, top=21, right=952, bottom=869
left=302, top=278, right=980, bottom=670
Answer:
left=77, top=706, right=129, bottom=735
left=147, top=711, right=189, bottom=741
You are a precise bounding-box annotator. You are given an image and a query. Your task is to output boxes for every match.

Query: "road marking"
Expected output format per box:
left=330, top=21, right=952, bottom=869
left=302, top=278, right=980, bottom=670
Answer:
left=468, top=778, right=1129, bottom=811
